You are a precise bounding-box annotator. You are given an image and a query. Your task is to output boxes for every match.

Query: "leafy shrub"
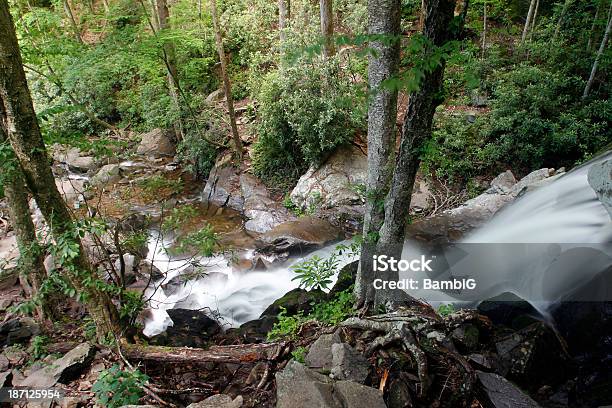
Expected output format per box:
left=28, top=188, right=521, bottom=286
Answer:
left=267, top=307, right=304, bottom=340
left=291, top=346, right=307, bottom=363
left=93, top=365, right=149, bottom=408
left=311, top=288, right=355, bottom=325
left=291, top=253, right=340, bottom=291
left=30, top=335, right=49, bottom=360
left=252, top=57, right=365, bottom=185
left=170, top=224, right=219, bottom=256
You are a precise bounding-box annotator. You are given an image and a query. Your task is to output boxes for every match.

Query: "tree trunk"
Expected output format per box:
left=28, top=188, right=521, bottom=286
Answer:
left=588, top=0, right=603, bottom=51
left=528, top=0, right=540, bottom=41
left=583, top=0, right=612, bottom=100
left=156, top=0, right=184, bottom=141
left=0, top=113, right=54, bottom=320
left=279, top=0, right=289, bottom=44
left=63, top=0, right=82, bottom=43
left=354, top=0, right=401, bottom=308
left=482, top=0, right=487, bottom=57
left=553, top=0, right=573, bottom=40
left=0, top=0, right=120, bottom=340
left=521, top=0, right=537, bottom=43
left=319, top=0, right=334, bottom=57
left=209, top=0, right=243, bottom=159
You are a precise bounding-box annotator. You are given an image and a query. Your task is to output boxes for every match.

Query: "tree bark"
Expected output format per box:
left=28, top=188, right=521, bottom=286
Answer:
left=583, top=0, right=612, bottom=100
left=156, top=0, right=184, bottom=141
left=0, top=0, right=120, bottom=340
left=279, top=0, right=289, bottom=44
left=521, top=0, right=537, bottom=43
left=553, top=0, right=573, bottom=40
left=0, top=111, right=54, bottom=320
left=354, top=0, right=401, bottom=308
left=588, top=0, right=603, bottom=51
left=319, top=0, right=334, bottom=57
left=482, top=0, right=487, bottom=57
left=528, top=0, right=540, bottom=41
left=209, top=0, right=243, bottom=159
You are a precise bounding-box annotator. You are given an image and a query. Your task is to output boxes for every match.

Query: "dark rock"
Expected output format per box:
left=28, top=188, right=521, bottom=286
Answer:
left=202, top=154, right=243, bottom=212
left=150, top=309, right=222, bottom=347
left=305, top=331, right=342, bottom=370
left=261, top=288, right=326, bottom=318
left=276, top=360, right=336, bottom=408
left=451, top=323, right=480, bottom=352
left=386, top=378, right=413, bottom=408
left=21, top=343, right=95, bottom=388
left=234, top=316, right=278, bottom=343
left=334, top=380, right=386, bottom=408
left=0, top=371, right=12, bottom=388
left=0, top=354, right=8, bottom=372
left=476, top=371, right=540, bottom=408
left=259, top=216, right=342, bottom=255
left=477, top=293, right=541, bottom=330
left=330, top=343, right=370, bottom=383
left=0, top=318, right=40, bottom=347
left=137, top=260, right=164, bottom=281
left=328, top=261, right=357, bottom=298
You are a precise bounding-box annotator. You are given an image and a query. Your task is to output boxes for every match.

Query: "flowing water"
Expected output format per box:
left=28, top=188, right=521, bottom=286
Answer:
left=143, top=154, right=611, bottom=337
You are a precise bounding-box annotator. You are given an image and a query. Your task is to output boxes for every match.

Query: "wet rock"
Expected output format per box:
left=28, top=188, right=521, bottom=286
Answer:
left=451, top=323, right=480, bottom=352
left=588, top=158, right=612, bottom=218
left=305, top=331, right=342, bottom=370
left=0, top=317, right=40, bottom=347
left=276, top=360, right=336, bottom=408
left=136, top=128, right=176, bottom=157
left=91, top=163, right=121, bottom=186
left=476, top=371, right=541, bottom=408
left=477, top=292, right=540, bottom=330
left=21, top=343, right=95, bottom=388
left=328, top=260, right=357, bottom=298
left=334, top=380, right=386, bottom=408
left=261, top=288, right=326, bottom=318
left=0, top=371, right=12, bottom=387
left=202, top=154, right=243, bottom=211
left=259, top=216, right=341, bottom=255
left=187, top=394, right=243, bottom=408
left=150, top=309, right=221, bottom=347
left=240, top=173, right=295, bottom=234
left=113, top=253, right=138, bottom=284
left=330, top=343, right=370, bottom=383
left=136, top=260, right=164, bottom=281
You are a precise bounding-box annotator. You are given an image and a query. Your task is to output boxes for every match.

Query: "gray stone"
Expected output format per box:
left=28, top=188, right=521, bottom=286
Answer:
left=510, top=168, right=553, bottom=197
left=476, top=371, right=541, bottom=408
left=202, top=154, right=243, bottom=211
left=91, top=163, right=121, bottom=186
left=240, top=173, right=295, bottom=234
left=588, top=159, right=612, bottom=219
left=0, top=354, right=9, bottom=371
left=290, top=145, right=368, bottom=211
left=113, top=253, right=137, bottom=284
left=260, top=216, right=341, bottom=255
left=55, top=178, right=87, bottom=205
left=490, top=170, right=517, bottom=193
left=51, top=145, right=97, bottom=173
left=330, top=343, right=370, bottom=383
left=21, top=343, right=94, bottom=388
left=205, top=88, right=225, bottom=103
left=276, top=361, right=336, bottom=408
left=0, top=318, right=40, bottom=347
left=136, top=128, right=176, bottom=157
left=334, top=381, right=386, bottom=408
left=187, top=394, right=243, bottom=408
left=305, top=332, right=342, bottom=370
left=0, top=370, right=11, bottom=387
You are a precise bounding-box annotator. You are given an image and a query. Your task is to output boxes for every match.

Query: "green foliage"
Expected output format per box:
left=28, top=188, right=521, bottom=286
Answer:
left=119, top=290, right=145, bottom=324
left=311, top=288, right=355, bottom=325
left=438, top=303, right=456, bottom=317
left=162, top=205, right=198, bottom=232
left=93, top=365, right=149, bottom=408
left=170, top=224, right=219, bottom=256
left=121, top=231, right=149, bottom=256
left=30, top=335, right=49, bottom=360
left=282, top=193, right=305, bottom=217
left=291, top=254, right=339, bottom=291
left=139, top=176, right=183, bottom=196
left=176, top=130, right=219, bottom=179
left=252, top=57, right=366, bottom=185
left=267, top=307, right=305, bottom=341
left=291, top=346, right=307, bottom=363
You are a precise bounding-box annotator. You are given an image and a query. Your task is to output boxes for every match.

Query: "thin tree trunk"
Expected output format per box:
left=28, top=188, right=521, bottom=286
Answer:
left=583, top=0, right=612, bottom=100
left=63, top=0, right=82, bottom=43
left=279, top=0, right=289, bottom=44
left=521, top=0, right=537, bottom=43
left=588, top=0, right=603, bottom=51
left=0, top=114, right=54, bottom=320
left=319, top=0, right=334, bottom=57
left=482, top=0, right=487, bottom=58
left=354, top=0, right=401, bottom=308
left=209, top=0, right=243, bottom=159
left=528, top=0, right=540, bottom=41
left=0, top=0, right=120, bottom=340
left=156, top=0, right=184, bottom=141
left=374, top=0, right=457, bottom=307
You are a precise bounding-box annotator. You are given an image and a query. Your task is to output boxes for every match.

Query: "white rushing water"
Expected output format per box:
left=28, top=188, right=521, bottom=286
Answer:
left=143, top=153, right=611, bottom=337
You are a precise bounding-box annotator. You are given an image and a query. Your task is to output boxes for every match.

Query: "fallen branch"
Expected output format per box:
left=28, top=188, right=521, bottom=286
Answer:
left=122, top=342, right=289, bottom=365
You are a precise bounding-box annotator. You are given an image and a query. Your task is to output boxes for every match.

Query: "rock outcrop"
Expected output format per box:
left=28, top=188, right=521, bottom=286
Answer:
left=136, top=128, right=176, bottom=157
left=259, top=216, right=342, bottom=255
left=588, top=158, right=612, bottom=219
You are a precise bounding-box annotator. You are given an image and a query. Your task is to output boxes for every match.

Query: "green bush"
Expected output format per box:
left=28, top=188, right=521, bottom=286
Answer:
left=93, top=365, right=149, bottom=408
left=252, top=58, right=365, bottom=185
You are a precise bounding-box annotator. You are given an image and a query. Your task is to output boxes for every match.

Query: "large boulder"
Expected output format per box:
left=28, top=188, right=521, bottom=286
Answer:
left=588, top=158, right=612, bottom=219
left=149, top=309, right=222, bottom=347
left=21, top=343, right=94, bottom=388
left=0, top=318, right=40, bottom=347
left=407, top=168, right=557, bottom=243
left=136, top=128, right=176, bottom=157
left=51, top=145, right=97, bottom=173
left=91, top=163, right=121, bottom=187
left=330, top=343, right=370, bottom=383
left=305, top=331, right=342, bottom=370
left=202, top=154, right=243, bottom=211
left=259, top=216, right=342, bottom=255
left=476, top=371, right=541, bottom=408
left=240, top=173, right=296, bottom=234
